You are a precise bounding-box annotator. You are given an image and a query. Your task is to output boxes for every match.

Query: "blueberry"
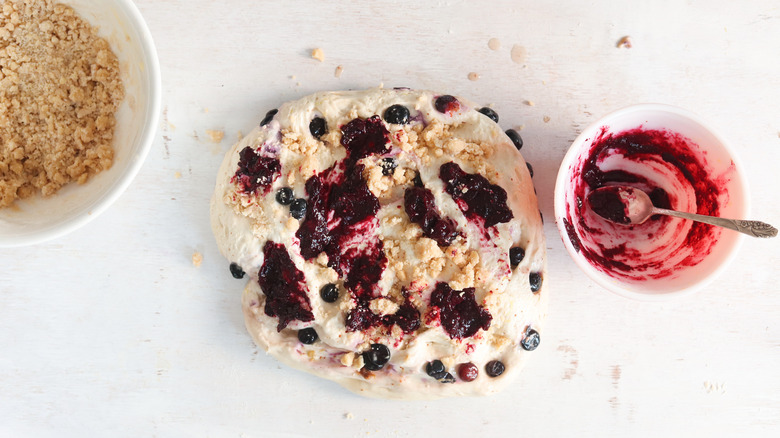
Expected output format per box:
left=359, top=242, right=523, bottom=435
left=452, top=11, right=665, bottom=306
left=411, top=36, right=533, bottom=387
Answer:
left=521, top=328, right=540, bottom=351
left=298, top=327, right=318, bottom=344
left=309, top=117, right=328, bottom=139
left=380, top=158, right=397, bottom=176
left=229, top=262, right=245, bottom=279
left=457, top=362, right=479, bottom=382
left=363, top=344, right=391, bottom=371
left=383, top=104, right=410, bottom=125
left=526, top=162, right=534, bottom=178
left=485, top=360, right=505, bottom=377
left=509, top=247, right=525, bottom=268
left=260, top=109, right=278, bottom=127
left=320, top=283, right=339, bottom=303
left=275, top=187, right=294, bottom=205
left=478, top=107, right=499, bottom=123
left=439, top=372, right=456, bottom=383
left=529, top=272, right=542, bottom=293
left=505, top=129, right=523, bottom=150
left=425, top=360, right=447, bottom=379
left=290, top=198, right=307, bottom=219
left=412, top=172, right=423, bottom=188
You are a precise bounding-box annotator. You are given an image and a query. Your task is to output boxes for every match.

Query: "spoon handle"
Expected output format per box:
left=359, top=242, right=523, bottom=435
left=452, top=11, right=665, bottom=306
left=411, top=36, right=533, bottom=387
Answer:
left=653, top=208, right=778, bottom=238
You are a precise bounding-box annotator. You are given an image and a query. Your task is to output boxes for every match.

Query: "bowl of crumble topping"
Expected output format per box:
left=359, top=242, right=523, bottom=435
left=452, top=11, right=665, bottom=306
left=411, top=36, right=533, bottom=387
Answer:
left=0, top=0, right=160, bottom=247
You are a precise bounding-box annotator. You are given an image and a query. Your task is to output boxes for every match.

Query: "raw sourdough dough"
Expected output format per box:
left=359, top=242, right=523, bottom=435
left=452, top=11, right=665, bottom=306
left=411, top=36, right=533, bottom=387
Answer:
left=211, top=88, right=547, bottom=399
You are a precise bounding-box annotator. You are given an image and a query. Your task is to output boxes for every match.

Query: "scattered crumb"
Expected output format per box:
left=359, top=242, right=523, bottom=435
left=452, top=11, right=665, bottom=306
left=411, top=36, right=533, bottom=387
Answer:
left=344, top=412, right=354, bottom=420
left=0, top=0, right=125, bottom=208
left=192, top=251, right=203, bottom=267
left=525, top=100, right=535, bottom=106
left=174, top=171, right=182, bottom=179
left=206, top=130, right=225, bottom=143
left=616, top=36, right=633, bottom=49
left=510, top=44, right=527, bottom=64
left=335, top=65, right=344, bottom=78
left=703, top=381, right=726, bottom=394
left=543, top=116, right=551, bottom=123
left=290, top=75, right=296, bottom=80
left=203, top=107, right=209, bottom=113
left=296, top=82, right=301, bottom=87
left=237, top=130, right=244, bottom=141
left=488, top=38, right=501, bottom=51
left=467, top=72, right=480, bottom=81
left=311, top=48, right=325, bottom=62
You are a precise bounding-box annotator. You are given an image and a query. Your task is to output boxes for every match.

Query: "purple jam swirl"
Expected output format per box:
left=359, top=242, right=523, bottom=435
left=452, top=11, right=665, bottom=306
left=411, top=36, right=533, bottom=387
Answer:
left=439, top=162, right=513, bottom=229
left=233, top=146, right=280, bottom=195
left=257, top=241, right=314, bottom=331
left=430, top=282, right=492, bottom=339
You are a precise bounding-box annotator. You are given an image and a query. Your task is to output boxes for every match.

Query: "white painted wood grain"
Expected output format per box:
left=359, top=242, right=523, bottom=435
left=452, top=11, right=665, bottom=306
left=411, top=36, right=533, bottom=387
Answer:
left=1, top=0, right=778, bottom=436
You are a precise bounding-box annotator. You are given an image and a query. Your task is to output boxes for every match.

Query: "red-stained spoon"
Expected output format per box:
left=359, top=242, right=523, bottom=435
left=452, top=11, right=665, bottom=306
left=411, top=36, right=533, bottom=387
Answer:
left=586, top=186, right=777, bottom=238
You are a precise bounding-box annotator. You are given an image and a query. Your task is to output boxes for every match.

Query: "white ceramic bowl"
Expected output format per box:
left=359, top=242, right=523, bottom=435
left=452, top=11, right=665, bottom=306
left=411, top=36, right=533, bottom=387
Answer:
left=0, top=0, right=161, bottom=247
left=554, top=104, right=748, bottom=300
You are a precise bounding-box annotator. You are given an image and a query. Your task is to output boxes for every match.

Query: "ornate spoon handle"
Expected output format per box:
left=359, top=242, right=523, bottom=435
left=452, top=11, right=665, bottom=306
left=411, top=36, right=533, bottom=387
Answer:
left=654, top=208, right=778, bottom=238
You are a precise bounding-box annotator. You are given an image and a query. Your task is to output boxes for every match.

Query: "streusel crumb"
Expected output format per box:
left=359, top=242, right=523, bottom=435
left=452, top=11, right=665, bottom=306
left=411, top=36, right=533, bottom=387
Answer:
left=0, top=0, right=124, bottom=207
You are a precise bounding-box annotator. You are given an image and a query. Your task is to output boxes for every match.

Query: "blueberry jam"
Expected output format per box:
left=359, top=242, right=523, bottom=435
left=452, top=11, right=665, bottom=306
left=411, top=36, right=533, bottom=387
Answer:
left=233, top=147, right=280, bottom=195
left=404, top=186, right=459, bottom=246
left=296, top=116, right=394, bottom=333
left=381, top=292, right=421, bottom=334
left=257, top=242, right=314, bottom=332
left=565, top=127, right=729, bottom=281
left=345, top=293, right=421, bottom=334
left=440, top=162, right=513, bottom=229
left=434, top=95, right=461, bottom=114
left=587, top=187, right=629, bottom=224
left=340, top=115, right=390, bottom=161
left=430, top=282, right=492, bottom=339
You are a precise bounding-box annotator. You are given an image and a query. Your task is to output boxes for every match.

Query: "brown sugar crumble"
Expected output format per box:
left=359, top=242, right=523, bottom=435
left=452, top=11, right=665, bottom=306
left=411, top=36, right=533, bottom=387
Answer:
left=0, top=0, right=124, bottom=208
left=616, top=36, right=633, bottom=49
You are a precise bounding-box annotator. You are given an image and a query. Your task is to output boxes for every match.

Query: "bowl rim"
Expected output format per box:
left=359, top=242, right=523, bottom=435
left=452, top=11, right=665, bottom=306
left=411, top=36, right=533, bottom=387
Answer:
left=0, top=0, right=162, bottom=248
left=553, top=103, right=749, bottom=301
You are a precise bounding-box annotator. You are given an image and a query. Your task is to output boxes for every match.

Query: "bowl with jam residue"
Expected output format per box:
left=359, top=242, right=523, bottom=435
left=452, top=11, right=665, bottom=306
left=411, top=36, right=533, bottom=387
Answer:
left=554, top=104, right=748, bottom=300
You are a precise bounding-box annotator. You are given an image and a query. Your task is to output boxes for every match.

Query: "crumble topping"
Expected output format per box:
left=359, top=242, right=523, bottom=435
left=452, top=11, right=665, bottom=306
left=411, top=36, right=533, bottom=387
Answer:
left=0, top=0, right=124, bottom=207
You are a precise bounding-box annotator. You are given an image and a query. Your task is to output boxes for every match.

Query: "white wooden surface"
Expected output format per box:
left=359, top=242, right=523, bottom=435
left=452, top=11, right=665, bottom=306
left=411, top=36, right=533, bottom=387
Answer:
left=2, top=0, right=779, bottom=436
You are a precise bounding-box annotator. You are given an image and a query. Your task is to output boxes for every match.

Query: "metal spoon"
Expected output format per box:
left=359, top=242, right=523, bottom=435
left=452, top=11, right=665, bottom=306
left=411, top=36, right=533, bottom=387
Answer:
left=586, top=186, right=778, bottom=238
